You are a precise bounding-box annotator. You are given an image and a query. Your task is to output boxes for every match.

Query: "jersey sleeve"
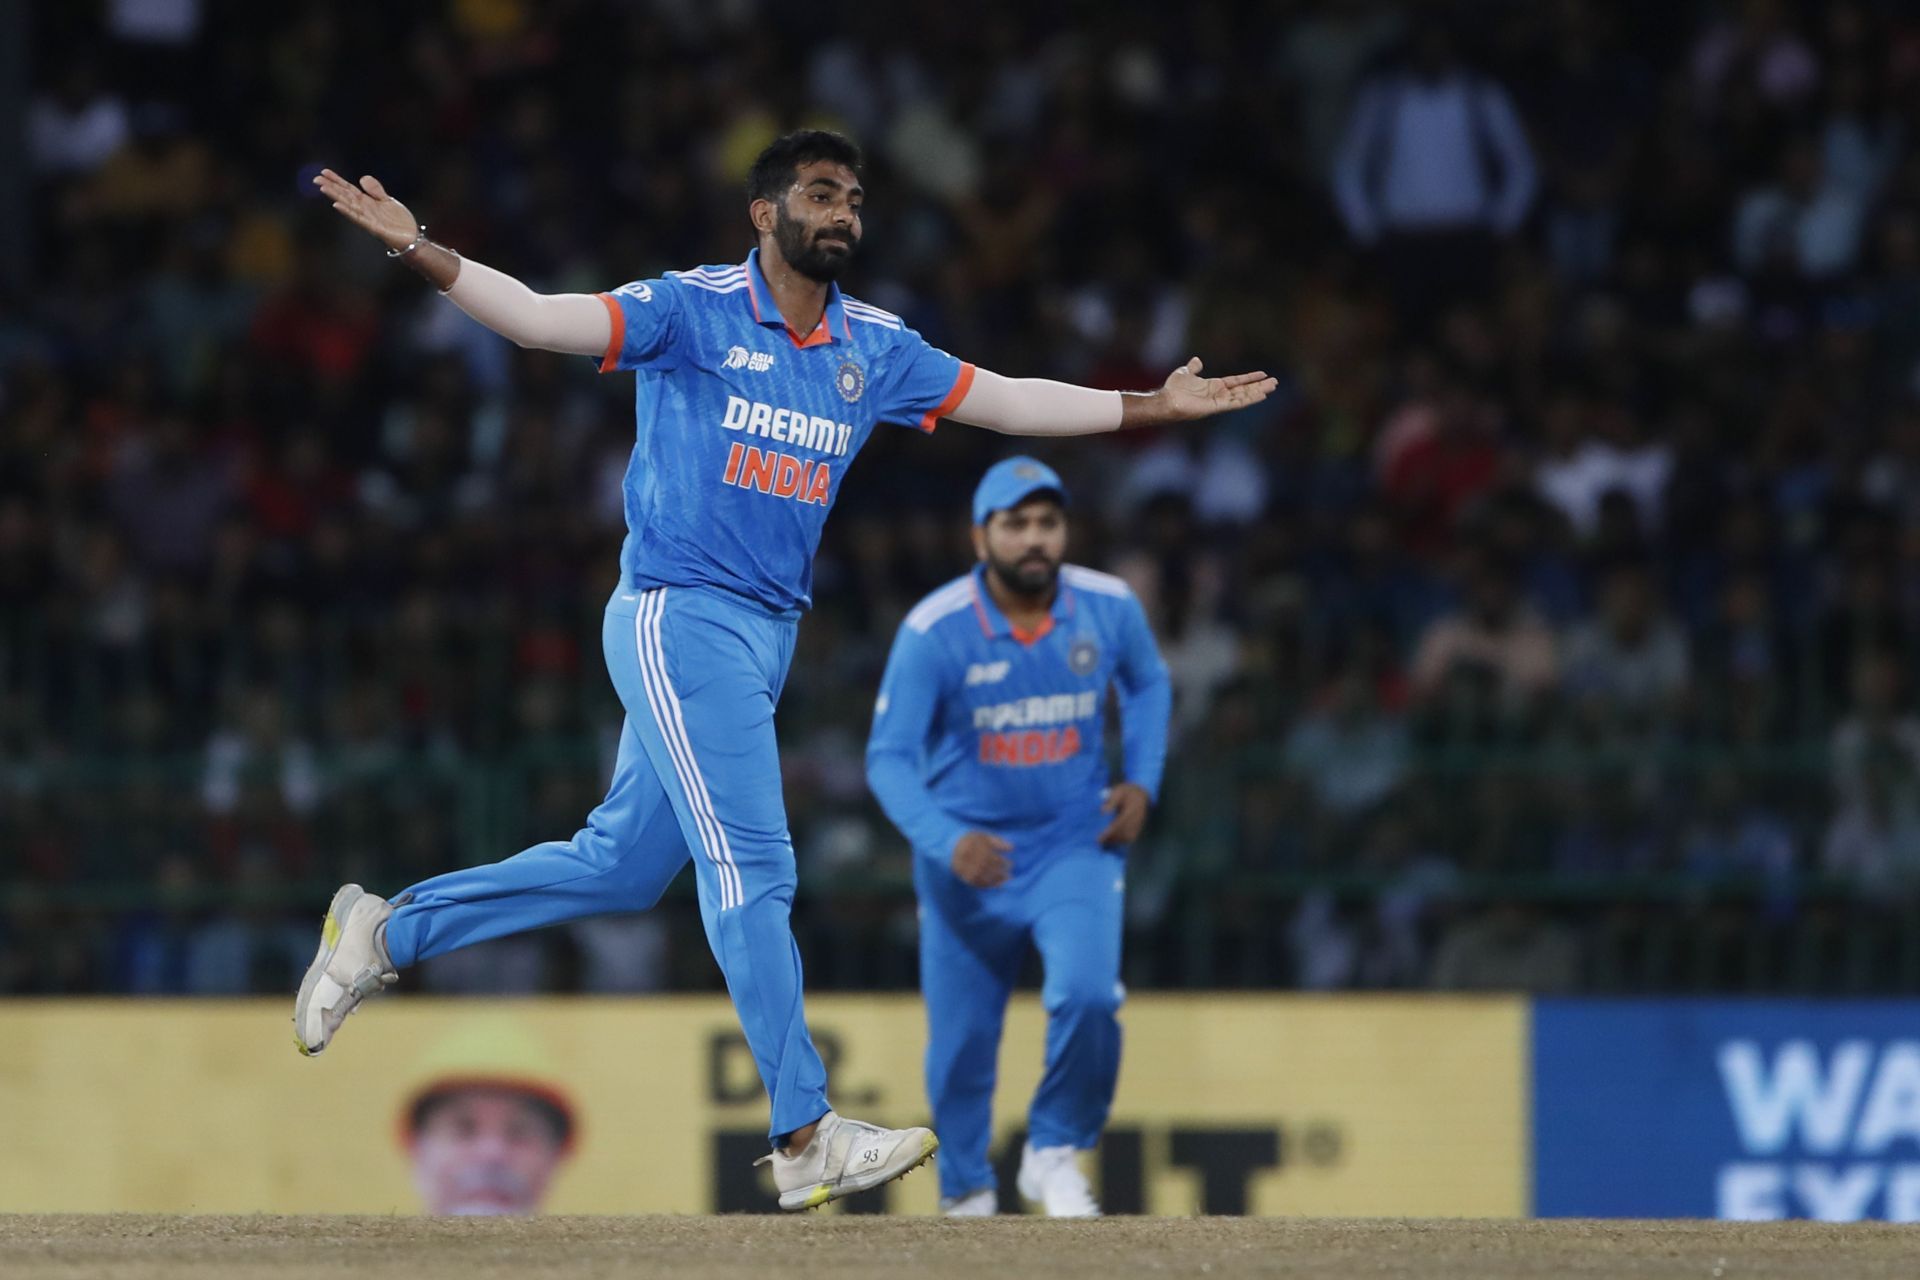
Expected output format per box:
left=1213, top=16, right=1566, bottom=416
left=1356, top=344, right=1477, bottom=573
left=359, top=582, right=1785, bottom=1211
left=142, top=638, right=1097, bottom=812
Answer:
left=878, top=327, right=976, bottom=433
left=1112, top=591, right=1173, bottom=804
left=865, top=622, right=971, bottom=862
left=592, top=276, right=685, bottom=374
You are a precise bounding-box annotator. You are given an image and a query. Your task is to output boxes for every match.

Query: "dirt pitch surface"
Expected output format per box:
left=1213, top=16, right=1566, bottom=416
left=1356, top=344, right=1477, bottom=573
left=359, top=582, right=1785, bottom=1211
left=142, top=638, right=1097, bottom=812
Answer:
left=3, top=1215, right=1916, bottom=1279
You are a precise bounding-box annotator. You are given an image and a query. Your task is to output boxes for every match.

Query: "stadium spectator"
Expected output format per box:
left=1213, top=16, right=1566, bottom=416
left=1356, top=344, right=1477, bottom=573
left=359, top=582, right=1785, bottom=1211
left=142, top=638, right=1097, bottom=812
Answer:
left=1354, top=809, right=1458, bottom=987
left=27, top=60, right=129, bottom=177
left=1822, top=741, right=1920, bottom=894
left=1332, top=18, right=1537, bottom=327
left=1560, top=562, right=1691, bottom=739
left=1373, top=361, right=1508, bottom=554
left=1409, top=552, right=1558, bottom=726
left=1532, top=399, right=1673, bottom=543
left=1550, top=773, right=1665, bottom=879
left=1830, top=651, right=1920, bottom=810
left=1680, top=770, right=1799, bottom=902
left=1732, top=133, right=1873, bottom=279
left=1529, top=1, right=1647, bottom=284
left=1691, top=0, right=1822, bottom=111
left=1283, top=663, right=1410, bottom=822
left=1430, top=903, right=1581, bottom=993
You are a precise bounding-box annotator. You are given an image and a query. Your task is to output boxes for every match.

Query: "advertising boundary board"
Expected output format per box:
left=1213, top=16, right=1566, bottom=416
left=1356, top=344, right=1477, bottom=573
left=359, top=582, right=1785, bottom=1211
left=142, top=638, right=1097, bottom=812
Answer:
left=1531, top=999, right=1920, bottom=1220
left=0, top=995, right=1525, bottom=1216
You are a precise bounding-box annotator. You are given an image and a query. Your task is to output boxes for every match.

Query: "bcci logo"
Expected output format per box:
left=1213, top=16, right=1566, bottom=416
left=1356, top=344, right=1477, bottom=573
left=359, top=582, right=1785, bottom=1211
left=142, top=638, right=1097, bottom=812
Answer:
left=1068, top=636, right=1100, bottom=676
left=836, top=360, right=865, bottom=403
left=723, top=346, right=774, bottom=372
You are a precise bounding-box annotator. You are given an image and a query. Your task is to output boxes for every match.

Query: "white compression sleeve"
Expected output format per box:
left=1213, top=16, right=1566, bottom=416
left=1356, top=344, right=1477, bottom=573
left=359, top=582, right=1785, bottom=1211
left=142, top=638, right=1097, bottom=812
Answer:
left=440, top=258, right=612, bottom=357
left=948, top=367, right=1125, bottom=436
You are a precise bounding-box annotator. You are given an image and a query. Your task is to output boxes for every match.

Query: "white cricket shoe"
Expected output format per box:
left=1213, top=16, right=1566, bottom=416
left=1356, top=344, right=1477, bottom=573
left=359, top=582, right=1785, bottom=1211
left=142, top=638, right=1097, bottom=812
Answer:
left=940, top=1188, right=997, bottom=1217
left=292, top=884, right=398, bottom=1056
left=755, top=1111, right=938, bottom=1211
left=1016, top=1143, right=1100, bottom=1217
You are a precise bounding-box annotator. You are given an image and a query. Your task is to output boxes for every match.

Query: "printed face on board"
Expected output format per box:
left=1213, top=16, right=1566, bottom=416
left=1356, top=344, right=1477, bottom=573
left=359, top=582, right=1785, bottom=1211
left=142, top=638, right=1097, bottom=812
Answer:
left=407, top=1088, right=571, bottom=1216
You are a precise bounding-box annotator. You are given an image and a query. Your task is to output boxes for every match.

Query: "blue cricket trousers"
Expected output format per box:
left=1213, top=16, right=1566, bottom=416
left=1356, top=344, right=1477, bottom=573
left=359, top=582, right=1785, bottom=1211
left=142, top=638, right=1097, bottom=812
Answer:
left=382, top=585, right=829, bottom=1142
left=915, top=843, right=1126, bottom=1199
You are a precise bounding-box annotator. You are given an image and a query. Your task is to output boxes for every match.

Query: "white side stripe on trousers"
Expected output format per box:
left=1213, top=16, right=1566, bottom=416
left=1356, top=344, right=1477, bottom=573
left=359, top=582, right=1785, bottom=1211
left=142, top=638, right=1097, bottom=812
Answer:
left=634, top=589, right=745, bottom=910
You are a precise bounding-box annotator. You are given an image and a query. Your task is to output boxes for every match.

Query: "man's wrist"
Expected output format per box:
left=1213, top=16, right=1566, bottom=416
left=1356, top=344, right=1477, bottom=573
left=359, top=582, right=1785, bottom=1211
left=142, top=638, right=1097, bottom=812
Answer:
left=1119, top=389, right=1172, bottom=431
left=398, top=239, right=463, bottom=292
left=385, top=225, right=431, bottom=258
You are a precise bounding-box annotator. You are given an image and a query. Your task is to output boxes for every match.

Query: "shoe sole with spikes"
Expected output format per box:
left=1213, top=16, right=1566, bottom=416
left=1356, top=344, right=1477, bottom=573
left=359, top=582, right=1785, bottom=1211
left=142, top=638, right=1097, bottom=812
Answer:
left=292, top=884, right=395, bottom=1057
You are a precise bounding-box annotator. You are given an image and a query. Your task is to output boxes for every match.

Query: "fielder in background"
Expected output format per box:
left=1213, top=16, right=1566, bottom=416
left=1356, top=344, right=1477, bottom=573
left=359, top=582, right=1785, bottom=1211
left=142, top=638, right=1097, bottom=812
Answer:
left=866, top=458, right=1172, bottom=1216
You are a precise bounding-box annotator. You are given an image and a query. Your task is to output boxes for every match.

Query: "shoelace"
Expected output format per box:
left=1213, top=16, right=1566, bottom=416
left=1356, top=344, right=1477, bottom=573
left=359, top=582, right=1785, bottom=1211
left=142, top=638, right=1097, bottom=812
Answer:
left=751, top=1117, right=887, bottom=1176
left=753, top=1116, right=845, bottom=1170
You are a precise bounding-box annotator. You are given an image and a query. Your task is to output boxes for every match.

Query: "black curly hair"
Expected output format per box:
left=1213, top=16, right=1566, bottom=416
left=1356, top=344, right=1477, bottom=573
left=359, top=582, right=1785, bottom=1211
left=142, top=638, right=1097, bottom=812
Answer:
left=745, top=130, right=864, bottom=206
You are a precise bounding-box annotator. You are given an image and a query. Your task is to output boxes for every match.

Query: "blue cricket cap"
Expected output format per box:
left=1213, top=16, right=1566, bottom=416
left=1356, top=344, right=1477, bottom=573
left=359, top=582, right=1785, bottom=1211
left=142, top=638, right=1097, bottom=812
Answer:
left=972, top=456, right=1068, bottom=526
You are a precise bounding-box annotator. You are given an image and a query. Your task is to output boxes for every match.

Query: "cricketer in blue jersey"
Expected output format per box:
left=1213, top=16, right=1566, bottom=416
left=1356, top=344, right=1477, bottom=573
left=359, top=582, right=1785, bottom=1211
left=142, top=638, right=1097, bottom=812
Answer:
left=867, top=458, right=1172, bottom=1217
left=299, top=131, right=1271, bottom=1212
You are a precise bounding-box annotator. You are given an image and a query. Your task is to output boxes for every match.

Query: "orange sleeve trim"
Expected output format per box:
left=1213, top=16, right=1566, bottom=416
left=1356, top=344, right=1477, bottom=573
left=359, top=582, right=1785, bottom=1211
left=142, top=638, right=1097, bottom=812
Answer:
left=919, top=361, right=976, bottom=433
left=595, top=292, right=625, bottom=374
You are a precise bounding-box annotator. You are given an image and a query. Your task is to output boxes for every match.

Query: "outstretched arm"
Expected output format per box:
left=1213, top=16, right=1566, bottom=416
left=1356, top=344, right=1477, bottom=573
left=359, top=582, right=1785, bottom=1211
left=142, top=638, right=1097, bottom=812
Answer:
left=949, top=359, right=1277, bottom=436
left=313, top=169, right=610, bottom=357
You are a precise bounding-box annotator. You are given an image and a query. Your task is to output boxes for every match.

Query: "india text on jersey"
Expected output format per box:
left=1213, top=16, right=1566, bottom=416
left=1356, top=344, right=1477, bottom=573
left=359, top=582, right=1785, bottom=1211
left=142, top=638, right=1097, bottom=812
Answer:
left=722, top=445, right=833, bottom=505
left=972, top=690, right=1100, bottom=768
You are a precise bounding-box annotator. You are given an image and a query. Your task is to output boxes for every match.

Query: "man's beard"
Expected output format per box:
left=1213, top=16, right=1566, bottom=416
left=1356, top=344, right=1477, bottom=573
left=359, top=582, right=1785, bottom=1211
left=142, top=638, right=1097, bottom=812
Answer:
left=774, top=207, right=856, bottom=282
left=989, top=551, right=1060, bottom=598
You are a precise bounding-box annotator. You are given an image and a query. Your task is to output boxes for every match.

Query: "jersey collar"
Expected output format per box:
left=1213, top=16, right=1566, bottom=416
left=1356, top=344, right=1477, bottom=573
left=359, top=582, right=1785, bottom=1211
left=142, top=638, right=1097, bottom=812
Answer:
left=743, top=248, right=852, bottom=349
left=968, top=563, right=1076, bottom=645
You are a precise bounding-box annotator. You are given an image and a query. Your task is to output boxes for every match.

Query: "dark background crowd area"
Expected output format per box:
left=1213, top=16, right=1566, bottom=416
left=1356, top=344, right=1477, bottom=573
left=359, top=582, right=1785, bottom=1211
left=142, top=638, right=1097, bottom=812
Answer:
left=9, top=0, right=1920, bottom=997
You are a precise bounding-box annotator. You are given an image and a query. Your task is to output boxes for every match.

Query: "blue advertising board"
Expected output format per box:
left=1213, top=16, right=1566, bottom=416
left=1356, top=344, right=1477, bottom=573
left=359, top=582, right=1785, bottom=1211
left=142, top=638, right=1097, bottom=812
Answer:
left=1532, top=1000, right=1920, bottom=1219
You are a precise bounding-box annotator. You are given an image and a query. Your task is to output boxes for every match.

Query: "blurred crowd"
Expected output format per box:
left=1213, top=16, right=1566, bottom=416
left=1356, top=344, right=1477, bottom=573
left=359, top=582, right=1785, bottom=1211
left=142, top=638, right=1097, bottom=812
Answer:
left=9, top=0, right=1920, bottom=995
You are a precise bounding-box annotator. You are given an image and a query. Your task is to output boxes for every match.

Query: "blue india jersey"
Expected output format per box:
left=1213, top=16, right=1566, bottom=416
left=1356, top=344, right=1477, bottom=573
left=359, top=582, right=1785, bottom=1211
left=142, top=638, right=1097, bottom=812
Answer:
left=596, top=248, right=972, bottom=613
left=866, top=564, right=1173, bottom=859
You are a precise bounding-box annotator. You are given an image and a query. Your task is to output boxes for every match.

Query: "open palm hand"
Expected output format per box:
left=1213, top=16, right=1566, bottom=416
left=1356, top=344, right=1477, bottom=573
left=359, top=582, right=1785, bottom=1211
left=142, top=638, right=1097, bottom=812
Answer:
left=1157, top=357, right=1278, bottom=421
left=313, top=169, right=418, bottom=252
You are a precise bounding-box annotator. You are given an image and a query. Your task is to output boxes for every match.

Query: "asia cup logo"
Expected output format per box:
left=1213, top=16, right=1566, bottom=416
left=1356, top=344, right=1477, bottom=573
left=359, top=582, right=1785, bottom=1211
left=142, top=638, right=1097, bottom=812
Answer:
left=836, top=360, right=865, bottom=403
left=724, top=347, right=774, bottom=372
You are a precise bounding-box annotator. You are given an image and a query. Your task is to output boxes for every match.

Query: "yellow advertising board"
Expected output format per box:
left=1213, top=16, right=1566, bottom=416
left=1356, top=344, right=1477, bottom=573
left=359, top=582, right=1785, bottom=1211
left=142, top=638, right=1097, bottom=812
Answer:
left=0, top=995, right=1525, bottom=1215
